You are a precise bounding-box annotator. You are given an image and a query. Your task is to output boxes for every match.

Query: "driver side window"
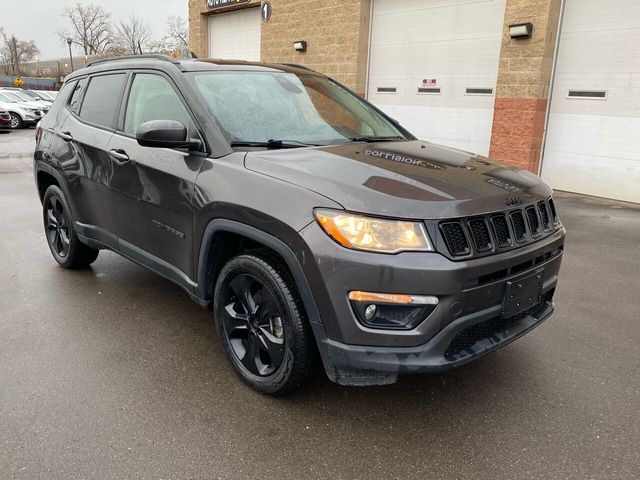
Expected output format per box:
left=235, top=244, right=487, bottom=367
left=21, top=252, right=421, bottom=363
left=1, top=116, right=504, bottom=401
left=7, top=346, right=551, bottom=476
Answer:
left=123, top=73, right=192, bottom=136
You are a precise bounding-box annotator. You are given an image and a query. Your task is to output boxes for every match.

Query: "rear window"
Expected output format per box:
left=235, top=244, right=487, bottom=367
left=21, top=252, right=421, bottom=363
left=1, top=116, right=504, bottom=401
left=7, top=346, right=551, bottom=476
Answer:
left=79, top=74, right=127, bottom=128
left=68, top=78, right=87, bottom=114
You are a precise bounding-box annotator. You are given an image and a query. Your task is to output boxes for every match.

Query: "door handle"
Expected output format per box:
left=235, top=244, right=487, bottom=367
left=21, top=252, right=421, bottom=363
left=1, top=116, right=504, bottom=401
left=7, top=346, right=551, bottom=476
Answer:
left=57, top=131, right=73, bottom=142
left=109, top=149, right=130, bottom=164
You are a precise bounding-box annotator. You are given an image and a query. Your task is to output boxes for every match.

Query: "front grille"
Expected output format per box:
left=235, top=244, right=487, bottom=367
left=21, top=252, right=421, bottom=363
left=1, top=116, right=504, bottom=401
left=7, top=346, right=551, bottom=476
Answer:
left=436, top=199, right=561, bottom=260
left=526, top=206, right=542, bottom=237
left=510, top=211, right=527, bottom=242
left=440, top=222, right=470, bottom=256
left=468, top=218, right=492, bottom=252
left=491, top=214, right=512, bottom=248
left=444, top=293, right=553, bottom=361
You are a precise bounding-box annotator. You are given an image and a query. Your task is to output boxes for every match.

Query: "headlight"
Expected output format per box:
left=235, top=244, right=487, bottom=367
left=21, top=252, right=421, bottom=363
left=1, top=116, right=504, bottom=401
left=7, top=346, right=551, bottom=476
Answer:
left=314, top=209, right=433, bottom=253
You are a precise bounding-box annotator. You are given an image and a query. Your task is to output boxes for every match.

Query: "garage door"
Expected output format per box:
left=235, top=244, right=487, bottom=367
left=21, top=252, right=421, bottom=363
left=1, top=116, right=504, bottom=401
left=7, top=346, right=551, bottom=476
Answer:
left=208, top=7, right=261, bottom=61
left=541, top=1, right=640, bottom=203
left=367, top=0, right=506, bottom=155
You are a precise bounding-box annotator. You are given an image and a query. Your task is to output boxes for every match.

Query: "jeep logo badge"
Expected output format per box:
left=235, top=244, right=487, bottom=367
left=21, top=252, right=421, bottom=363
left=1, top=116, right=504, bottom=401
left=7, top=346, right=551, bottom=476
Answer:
left=505, top=196, right=523, bottom=207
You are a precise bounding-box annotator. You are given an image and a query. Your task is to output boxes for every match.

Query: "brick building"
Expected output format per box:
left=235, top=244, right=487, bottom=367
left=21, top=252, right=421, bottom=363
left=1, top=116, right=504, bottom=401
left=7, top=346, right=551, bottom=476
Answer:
left=189, top=0, right=639, bottom=203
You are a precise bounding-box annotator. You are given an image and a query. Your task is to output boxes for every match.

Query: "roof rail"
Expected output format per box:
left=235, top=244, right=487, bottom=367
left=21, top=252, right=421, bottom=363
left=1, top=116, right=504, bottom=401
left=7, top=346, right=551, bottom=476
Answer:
left=280, top=63, right=315, bottom=72
left=86, top=54, right=180, bottom=68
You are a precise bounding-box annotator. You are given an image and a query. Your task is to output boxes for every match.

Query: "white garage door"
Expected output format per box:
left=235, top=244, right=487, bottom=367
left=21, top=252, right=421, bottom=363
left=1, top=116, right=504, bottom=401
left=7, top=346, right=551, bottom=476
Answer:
left=367, top=0, right=506, bottom=155
left=208, top=7, right=261, bottom=61
left=541, top=0, right=640, bottom=203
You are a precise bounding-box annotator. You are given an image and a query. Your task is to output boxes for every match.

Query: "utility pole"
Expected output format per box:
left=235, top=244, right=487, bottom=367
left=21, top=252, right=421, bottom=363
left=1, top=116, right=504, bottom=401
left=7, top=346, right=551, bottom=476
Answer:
left=11, top=36, right=19, bottom=76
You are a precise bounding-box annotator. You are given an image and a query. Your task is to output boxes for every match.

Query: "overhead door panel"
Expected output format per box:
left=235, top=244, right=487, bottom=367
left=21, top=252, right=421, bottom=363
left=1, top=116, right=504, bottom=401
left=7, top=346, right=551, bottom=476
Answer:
left=208, top=7, right=261, bottom=61
left=368, top=0, right=506, bottom=155
left=541, top=0, right=640, bottom=203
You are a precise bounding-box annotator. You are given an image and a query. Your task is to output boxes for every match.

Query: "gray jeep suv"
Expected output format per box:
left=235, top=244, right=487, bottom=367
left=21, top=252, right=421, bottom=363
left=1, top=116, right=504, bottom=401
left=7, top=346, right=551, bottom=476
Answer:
left=34, top=55, right=565, bottom=394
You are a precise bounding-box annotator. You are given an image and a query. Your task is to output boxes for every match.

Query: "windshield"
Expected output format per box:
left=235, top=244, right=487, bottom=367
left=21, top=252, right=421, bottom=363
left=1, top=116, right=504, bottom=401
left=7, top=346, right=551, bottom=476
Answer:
left=10, top=91, right=33, bottom=102
left=0, top=92, right=18, bottom=103
left=188, top=71, right=407, bottom=146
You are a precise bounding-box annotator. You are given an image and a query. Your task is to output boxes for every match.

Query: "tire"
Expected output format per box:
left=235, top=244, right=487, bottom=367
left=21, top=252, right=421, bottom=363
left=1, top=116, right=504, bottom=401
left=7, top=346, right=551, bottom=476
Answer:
left=9, top=113, right=22, bottom=129
left=42, top=185, right=99, bottom=269
left=213, top=252, right=317, bottom=395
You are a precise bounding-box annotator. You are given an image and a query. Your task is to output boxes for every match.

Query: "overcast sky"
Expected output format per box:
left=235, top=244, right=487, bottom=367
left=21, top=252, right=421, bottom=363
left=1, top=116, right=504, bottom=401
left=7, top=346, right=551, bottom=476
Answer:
left=0, top=0, right=188, bottom=59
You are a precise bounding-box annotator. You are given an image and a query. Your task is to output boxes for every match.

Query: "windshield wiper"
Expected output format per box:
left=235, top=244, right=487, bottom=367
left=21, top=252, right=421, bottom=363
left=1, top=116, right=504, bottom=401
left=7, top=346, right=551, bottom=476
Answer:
left=350, top=136, right=407, bottom=143
left=230, top=139, right=323, bottom=149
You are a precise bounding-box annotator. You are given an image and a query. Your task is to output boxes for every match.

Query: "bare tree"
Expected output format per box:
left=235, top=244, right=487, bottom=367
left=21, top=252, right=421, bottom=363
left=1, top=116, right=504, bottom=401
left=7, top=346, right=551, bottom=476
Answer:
left=165, top=15, right=189, bottom=57
left=114, top=14, right=152, bottom=55
left=60, top=3, right=113, bottom=55
left=0, top=29, right=39, bottom=75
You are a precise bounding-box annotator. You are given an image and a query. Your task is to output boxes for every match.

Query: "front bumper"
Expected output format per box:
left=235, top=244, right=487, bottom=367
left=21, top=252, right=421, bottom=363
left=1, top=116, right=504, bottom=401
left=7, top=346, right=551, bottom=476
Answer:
left=312, top=294, right=553, bottom=385
left=293, top=221, right=565, bottom=385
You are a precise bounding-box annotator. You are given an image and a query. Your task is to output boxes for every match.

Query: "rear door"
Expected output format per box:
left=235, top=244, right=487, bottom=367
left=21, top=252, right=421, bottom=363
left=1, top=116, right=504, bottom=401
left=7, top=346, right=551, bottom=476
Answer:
left=107, top=71, right=205, bottom=283
left=55, top=73, right=128, bottom=245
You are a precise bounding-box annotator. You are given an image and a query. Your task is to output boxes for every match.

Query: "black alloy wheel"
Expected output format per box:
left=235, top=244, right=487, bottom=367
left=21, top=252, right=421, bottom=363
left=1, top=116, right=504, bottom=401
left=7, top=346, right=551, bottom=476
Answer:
left=42, top=185, right=99, bottom=268
left=213, top=253, right=317, bottom=395
left=222, top=273, right=286, bottom=377
left=45, top=195, right=71, bottom=258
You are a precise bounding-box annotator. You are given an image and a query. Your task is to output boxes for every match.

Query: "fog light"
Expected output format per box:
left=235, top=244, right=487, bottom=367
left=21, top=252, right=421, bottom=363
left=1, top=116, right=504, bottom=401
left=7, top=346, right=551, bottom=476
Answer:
left=365, top=304, right=377, bottom=320
left=348, top=291, right=438, bottom=330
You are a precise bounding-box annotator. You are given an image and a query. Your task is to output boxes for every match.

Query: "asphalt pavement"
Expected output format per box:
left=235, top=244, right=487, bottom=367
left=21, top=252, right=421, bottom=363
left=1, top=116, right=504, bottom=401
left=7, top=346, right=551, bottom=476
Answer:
left=1, top=128, right=639, bottom=479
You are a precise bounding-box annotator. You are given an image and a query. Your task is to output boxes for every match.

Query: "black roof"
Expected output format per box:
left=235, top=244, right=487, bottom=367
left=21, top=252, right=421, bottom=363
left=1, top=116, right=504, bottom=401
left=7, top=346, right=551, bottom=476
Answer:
left=70, top=54, right=321, bottom=80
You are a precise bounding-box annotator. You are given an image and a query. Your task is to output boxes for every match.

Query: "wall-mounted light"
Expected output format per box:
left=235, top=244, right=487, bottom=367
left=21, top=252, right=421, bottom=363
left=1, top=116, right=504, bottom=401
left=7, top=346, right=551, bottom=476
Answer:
left=293, top=40, right=307, bottom=53
left=509, top=23, right=533, bottom=39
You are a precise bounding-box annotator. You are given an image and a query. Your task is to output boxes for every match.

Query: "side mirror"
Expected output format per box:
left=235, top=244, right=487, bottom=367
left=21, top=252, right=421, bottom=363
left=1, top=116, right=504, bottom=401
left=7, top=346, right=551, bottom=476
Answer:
left=136, top=120, right=188, bottom=149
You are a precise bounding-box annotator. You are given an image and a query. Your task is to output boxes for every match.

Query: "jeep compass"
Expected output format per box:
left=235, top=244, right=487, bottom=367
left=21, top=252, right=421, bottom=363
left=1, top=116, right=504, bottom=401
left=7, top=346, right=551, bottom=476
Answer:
left=34, top=55, right=565, bottom=394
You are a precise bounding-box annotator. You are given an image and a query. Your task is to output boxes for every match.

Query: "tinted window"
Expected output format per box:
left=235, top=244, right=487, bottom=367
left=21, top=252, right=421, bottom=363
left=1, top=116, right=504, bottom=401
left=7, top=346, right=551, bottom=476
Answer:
left=68, top=78, right=87, bottom=114
left=79, top=74, right=126, bottom=128
left=47, top=81, right=76, bottom=118
left=123, top=73, right=191, bottom=135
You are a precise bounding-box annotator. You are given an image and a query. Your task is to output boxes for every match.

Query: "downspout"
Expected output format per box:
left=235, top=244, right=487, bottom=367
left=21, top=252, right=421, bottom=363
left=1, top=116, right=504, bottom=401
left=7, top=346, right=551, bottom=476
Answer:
left=364, top=0, right=374, bottom=100
left=538, top=0, right=567, bottom=175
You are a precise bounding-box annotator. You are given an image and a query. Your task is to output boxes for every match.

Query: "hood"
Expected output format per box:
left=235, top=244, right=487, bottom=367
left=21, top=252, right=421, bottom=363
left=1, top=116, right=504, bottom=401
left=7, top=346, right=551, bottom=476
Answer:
left=10, top=100, right=43, bottom=110
left=244, top=140, right=552, bottom=219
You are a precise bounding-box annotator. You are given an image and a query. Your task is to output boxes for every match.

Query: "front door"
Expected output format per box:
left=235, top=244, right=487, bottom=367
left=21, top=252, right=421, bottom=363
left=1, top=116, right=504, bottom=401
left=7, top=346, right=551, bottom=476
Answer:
left=107, top=72, right=205, bottom=284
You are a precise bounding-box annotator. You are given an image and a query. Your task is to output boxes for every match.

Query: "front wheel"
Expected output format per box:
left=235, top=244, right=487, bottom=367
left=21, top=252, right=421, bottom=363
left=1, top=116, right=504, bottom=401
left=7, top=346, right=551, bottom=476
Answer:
left=42, top=185, right=99, bottom=268
left=213, top=253, right=317, bottom=395
left=9, top=113, right=22, bottom=129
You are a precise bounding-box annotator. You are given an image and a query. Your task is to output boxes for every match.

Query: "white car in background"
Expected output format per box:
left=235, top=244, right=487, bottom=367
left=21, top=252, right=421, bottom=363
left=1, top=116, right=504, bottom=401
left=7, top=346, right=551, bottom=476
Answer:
left=0, top=96, right=42, bottom=129
left=33, top=90, right=58, bottom=101
left=0, top=89, right=51, bottom=113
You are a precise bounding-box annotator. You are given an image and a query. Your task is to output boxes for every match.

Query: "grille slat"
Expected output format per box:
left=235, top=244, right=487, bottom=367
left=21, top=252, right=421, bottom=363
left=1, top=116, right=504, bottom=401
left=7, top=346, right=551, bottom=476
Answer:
left=440, top=222, right=470, bottom=256
left=538, top=202, right=550, bottom=230
left=491, top=215, right=512, bottom=248
left=510, top=211, right=528, bottom=242
left=548, top=198, right=559, bottom=223
left=526, top=206, right=542, bottom=237
left=468, top=218, right=492, bottom=252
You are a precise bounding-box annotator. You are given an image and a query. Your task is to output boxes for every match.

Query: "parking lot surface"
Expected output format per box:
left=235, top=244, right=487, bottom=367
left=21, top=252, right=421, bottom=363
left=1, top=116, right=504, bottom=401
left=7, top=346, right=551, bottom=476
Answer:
left=1, top=128, right=639, bottom=479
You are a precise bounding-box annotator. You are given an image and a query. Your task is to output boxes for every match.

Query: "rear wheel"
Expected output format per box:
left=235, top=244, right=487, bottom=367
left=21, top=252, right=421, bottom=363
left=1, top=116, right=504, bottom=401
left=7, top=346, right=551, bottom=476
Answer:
left=42, top=185, right=99, bottom=268
left=213, top=253, right=316, bottom=395
left=9, top=113, right=22, bottom=129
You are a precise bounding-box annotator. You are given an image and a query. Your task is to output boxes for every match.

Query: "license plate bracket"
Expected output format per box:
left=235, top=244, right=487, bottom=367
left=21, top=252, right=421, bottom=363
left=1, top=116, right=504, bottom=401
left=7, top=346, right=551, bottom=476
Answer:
left=502, top=270, right=544, bottom=317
